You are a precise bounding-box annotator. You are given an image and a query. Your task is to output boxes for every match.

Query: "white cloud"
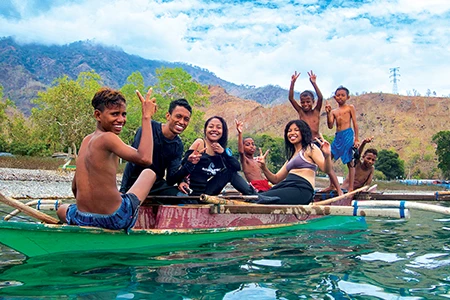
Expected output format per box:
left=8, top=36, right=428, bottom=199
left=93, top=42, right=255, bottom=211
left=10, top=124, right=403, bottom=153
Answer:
left=1, top=0, right=450, bottom=96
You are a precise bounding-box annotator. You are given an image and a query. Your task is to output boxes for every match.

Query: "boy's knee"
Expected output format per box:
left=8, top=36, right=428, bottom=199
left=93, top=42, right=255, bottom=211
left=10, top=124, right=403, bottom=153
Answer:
left=142, top=169, right=156, bottom=180
left=57, top=204, right=69, bottom=223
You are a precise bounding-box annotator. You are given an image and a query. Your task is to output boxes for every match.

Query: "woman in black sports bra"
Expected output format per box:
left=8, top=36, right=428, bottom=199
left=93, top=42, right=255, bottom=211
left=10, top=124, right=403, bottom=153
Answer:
left=178, top=116, right=255, bottom=197
left=255, top=119, right=333, bottom=205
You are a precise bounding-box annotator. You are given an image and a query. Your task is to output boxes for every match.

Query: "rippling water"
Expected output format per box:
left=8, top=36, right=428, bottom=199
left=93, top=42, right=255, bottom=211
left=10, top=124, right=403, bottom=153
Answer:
left=1, top=209, right=449, bottom=299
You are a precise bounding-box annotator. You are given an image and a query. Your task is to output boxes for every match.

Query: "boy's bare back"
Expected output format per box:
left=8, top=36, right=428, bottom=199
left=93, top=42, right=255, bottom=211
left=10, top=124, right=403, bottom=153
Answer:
left=73, top=88, right=156, bottom=215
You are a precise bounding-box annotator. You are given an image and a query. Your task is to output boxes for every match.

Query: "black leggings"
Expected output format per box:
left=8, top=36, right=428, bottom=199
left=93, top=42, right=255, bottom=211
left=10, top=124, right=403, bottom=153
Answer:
left=202, top=169, right=255, bottom=196
left=259, top=173, right=314, bottom=205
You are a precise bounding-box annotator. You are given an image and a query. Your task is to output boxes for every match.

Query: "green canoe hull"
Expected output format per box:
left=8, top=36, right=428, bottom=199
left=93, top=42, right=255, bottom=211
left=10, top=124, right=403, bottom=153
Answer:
left=0, top=216, right=366, bottom=258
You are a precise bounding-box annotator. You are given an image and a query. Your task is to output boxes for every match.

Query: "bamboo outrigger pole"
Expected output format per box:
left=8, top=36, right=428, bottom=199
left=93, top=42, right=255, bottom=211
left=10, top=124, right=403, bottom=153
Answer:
left=313, top=185, right=370, bottom=206
left=351, top=200, right=450, bottom=215
left=0, top=192, right=59, bottom=224
left=210, top=204, right=410, bottom=219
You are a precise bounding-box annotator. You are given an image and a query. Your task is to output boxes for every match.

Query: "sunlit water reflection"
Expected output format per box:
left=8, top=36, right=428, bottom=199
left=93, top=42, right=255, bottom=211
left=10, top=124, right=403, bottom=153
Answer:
left=0, top=209, right=449, bottom=299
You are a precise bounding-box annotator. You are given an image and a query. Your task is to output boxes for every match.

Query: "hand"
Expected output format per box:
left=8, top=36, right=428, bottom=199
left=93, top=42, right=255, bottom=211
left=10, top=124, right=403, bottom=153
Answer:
left=308, top=70, right=317, bottom=83
left=315, top=134, right=331, bottom=158
left=291, top=71, right=300, bottom=83
left=136, top=88, right=157, bottom=119
left=187, top=144, right=206, bottom=164
left=211, top=142, right=224, bottom=154
left=235, top=119, right=243, bottom=133
left=178, top=182, right=191, bottom=194
left=363, top=136, right=374, bottom=144
left=325, top=101, right=332, bottom=113
left=354, top=139, right=360, bottom=148
left=254, top=147, right=269, bottom=168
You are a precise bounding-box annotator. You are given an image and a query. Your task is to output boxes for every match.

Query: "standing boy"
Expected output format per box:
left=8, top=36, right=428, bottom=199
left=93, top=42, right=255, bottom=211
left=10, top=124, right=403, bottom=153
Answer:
left=120, top=98, right=194, bottom=199
left=325, top=86, right=359, bottom=192
left=57, top=88, right=157, bottom=231
left=288, top=70, right=323, bottom=139
left=289, top=71, right=342, bottom=195
left=342, top=137, right=377, bottom=190
left=235, top=119, right=271, bottom=192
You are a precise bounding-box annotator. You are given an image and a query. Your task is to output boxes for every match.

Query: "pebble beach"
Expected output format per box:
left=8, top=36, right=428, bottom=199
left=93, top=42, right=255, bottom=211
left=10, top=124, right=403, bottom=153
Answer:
left=0, top=168, right=75, bottom=198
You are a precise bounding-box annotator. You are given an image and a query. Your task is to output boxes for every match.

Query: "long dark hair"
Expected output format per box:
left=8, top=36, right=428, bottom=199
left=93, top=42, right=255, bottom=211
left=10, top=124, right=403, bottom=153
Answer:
left=284, top=120, right=312, bottom=160
left=204, top=116, right=228, bottom=148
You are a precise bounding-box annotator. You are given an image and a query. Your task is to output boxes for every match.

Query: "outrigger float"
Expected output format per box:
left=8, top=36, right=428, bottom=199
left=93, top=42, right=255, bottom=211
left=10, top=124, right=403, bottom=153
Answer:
left=1, top=186, right=449, bottom=258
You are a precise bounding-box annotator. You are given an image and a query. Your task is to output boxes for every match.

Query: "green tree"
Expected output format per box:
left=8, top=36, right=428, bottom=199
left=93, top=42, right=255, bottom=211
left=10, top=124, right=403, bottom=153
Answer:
left=375, top=149, right=405, bottom=180
left=432, top=131, right=450, bottom=179
left=31, top=71, right=102, bottom=154
left=120, top=72, right=147, bottom=144
left=0, top=85, right=10, bottom=151
left=152, top=67, right=210, bottom=149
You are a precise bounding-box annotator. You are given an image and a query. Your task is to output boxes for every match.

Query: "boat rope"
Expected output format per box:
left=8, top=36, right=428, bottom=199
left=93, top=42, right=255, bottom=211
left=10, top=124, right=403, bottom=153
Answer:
left=294, top=212, right=310, bottom=221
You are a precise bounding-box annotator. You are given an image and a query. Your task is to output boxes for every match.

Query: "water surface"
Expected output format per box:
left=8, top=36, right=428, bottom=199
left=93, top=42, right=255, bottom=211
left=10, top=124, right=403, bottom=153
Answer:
left=1, top=207, right=449, bottom=299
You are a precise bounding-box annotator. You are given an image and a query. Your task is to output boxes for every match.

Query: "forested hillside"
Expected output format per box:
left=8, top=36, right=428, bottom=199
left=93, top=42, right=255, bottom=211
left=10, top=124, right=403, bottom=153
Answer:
left=0, top=37, right=291, bottom=113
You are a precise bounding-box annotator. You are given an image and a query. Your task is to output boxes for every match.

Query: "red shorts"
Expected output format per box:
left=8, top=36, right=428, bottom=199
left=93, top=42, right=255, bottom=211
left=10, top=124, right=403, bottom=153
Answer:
left=250, top=179, right=271, bottom=192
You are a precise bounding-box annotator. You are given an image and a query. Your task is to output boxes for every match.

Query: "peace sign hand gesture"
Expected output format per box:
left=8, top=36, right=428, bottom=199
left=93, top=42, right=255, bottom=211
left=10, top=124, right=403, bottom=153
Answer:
left=235, top=119, right=243, bottom=133
left=291, top=71, right=300, bottom=83
left=188, top=144, right=206, bottom=165
left=254, top=147, right=270, bottom=168
left=314, top=134, right=331, bottom=158
left=136, top=88, right=157, bottom=119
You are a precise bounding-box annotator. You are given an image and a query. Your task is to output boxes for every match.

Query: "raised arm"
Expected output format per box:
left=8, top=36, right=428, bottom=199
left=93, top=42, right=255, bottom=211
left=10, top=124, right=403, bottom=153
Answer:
left=310, top=139, right=332, bottom=174
left=256, top=149, right=288, bottom=184
left=308, top=70, right=323, bottom=113
left=325, top=101, right=335, bottom=129
left=358, top=136, right=373, bottom=155
left=235, top=119, right=244, bottom=157
left=108, top=88, right=156, bottom=165
left=288, top=71, right=302, bottom=113
left=350, top=105, right=359, bottom=147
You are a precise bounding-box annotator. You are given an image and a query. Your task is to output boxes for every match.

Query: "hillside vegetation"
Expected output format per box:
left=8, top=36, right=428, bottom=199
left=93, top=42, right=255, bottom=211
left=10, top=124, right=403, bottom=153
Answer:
left=204, top=86, right=448, bottom=178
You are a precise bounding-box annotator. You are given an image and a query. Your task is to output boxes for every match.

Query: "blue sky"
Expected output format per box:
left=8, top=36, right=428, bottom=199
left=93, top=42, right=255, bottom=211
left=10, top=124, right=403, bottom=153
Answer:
left=1, top=0, right=450, bottom=97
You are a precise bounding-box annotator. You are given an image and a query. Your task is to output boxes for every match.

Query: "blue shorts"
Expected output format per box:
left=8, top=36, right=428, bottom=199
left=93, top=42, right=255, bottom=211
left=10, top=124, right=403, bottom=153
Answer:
left=331, top=127, right=355, bottom=164
left=66, top=193, right=141, bottom=232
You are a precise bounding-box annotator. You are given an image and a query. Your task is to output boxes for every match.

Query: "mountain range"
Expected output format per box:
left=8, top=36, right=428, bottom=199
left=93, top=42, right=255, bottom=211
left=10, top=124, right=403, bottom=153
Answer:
left=0, top=37, right=292, bottom=113
left=1, top=36, right=449, bottom=178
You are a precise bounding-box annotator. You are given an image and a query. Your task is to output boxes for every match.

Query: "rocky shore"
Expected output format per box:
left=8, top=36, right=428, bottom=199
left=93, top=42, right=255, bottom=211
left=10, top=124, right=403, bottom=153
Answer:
left=0, top=168, right=75, bottom=198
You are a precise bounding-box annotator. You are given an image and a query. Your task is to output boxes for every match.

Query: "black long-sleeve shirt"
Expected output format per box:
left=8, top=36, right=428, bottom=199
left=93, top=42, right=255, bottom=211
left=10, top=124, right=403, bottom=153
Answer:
left=120, top=120, right=194, bottom=194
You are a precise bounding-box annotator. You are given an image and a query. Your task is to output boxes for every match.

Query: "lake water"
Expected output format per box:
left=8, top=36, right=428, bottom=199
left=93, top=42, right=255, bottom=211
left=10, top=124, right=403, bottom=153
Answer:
left=0, top=206, right=449, bottom=299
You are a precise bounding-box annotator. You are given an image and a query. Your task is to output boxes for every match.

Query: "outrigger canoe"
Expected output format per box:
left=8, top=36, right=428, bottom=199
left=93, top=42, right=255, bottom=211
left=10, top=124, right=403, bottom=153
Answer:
left=2, top=186, right=435, bottom=258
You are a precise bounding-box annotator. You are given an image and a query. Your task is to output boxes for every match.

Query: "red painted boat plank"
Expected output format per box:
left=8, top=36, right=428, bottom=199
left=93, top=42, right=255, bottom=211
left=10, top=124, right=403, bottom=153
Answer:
left=134, top=205, right=318, bottom=229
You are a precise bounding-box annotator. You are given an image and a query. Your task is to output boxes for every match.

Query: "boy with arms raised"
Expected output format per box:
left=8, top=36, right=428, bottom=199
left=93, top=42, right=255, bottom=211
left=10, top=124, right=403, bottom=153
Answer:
left=325, top=86, right=359, bottom=192
left=342, top=137, right=377, bottom=190
left=235, top=119, right=271, bottom=192
left=289, top=71, right=342, bottom=195
left=57, top=88, right=157, bottom=231
left=289, top=70, right=323, bottom=140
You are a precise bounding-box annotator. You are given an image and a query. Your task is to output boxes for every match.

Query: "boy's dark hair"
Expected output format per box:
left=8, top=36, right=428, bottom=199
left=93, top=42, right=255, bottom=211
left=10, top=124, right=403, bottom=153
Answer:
left=283, top=120, right=312, bottom=160
left=204, top=116, right=228, bottom=148
left=364, top=148, right=378, bottom=156
left=300, top=90, right=315, bottom=100
left=335, top=86, right=350, bottom=96
left=92, top=87, right=126, bottom=111
left=169, top=98, right=192, bottom=114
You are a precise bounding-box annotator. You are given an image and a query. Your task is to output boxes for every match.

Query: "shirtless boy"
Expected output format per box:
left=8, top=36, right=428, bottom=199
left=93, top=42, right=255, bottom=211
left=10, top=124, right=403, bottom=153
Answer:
left=288, top=70, right=323, bottom=139
left=342, top=137, right=377, bottom=190
left=290, top=71, right=342, bottom=195
left=235, top=119, right=271, bottom=192
left=57, top=87, right=157, bottom=231
left=325, top=86, right=359, bottom=192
